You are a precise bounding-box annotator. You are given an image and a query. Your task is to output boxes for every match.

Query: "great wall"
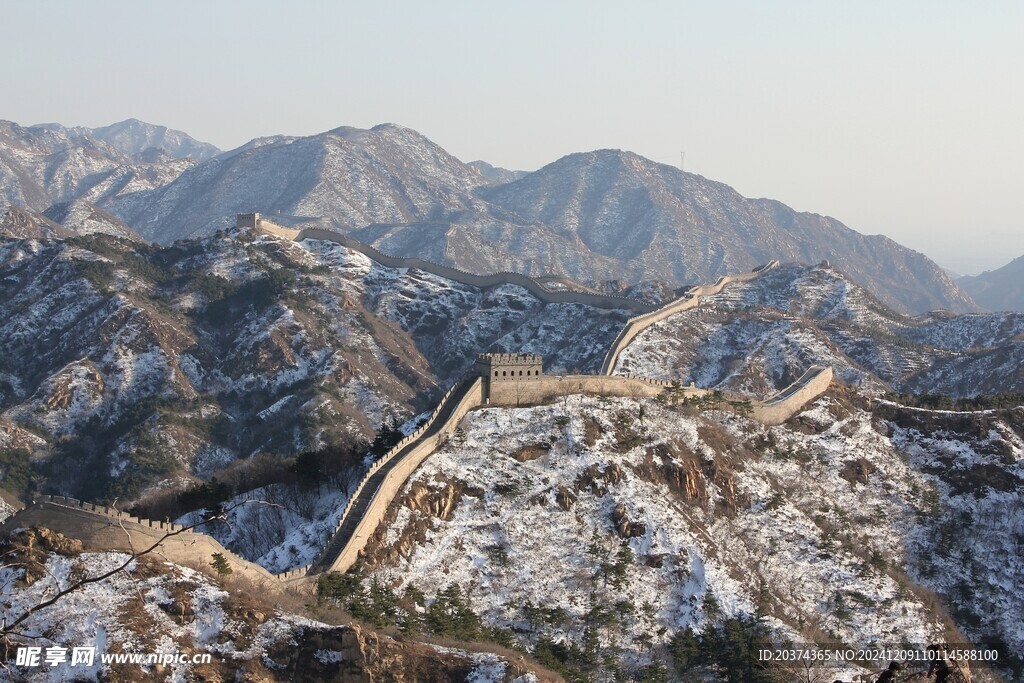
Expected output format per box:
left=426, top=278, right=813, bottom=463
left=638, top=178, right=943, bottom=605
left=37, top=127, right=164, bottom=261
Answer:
left=0, top=214, right=834, bottom=592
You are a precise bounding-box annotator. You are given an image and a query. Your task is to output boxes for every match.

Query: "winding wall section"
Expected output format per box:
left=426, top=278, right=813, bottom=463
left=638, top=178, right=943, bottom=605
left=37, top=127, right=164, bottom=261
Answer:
left=0, top=496, right=309, bottom=587
left=599, top=260, right=780, bottom=375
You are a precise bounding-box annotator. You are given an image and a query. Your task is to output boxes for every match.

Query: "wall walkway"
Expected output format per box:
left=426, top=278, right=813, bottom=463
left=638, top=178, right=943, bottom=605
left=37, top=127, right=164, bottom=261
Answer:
left=310, top=376, right=485, bottom=574
left=0, top=496, right=311, bottom=588
left=599, top=260, right=780, bottom=375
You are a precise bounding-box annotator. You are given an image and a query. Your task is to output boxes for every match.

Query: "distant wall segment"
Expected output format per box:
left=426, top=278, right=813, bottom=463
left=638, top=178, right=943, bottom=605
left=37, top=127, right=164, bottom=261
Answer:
left=248, top=217, right=654, bottom=312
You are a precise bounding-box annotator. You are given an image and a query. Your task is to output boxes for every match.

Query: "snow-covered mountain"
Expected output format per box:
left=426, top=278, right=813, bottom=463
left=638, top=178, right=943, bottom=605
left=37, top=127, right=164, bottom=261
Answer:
left=41, top=198, right=142, bottom=241
left=0, top=119, right=195, bottom=219
left=87, top=118, right=221, bottom=162
left=0, top=118, right=979, bottom=314
left=474, top=150, right=975, bottom=315
left=615, top=262, right=1024, bottom=397
left=0, top=224, right=1019, bottom=681
left=468, top=159, right=529, bottom=184
left=959, top=254, right=1024, bottom=312
left=0, top=228, right=626, bottom=502
left=215, top=389, right=1020, bottom=681
left=104, top=124, right=488, bottom=241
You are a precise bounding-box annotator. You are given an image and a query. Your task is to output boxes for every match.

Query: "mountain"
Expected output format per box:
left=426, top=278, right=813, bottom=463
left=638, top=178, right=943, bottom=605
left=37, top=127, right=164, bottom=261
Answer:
left=468, top=159, right=529, bottom=184
left=0, top=205, right=71, bottom=240
left=88, top=118, right=221, bottom=161
left=0, top=119, right=981, bottom=314
left=0, top=227, right=626, bottom=503
left=228, top=387, right=1021, bottom=681
left=1, top=224, right=1020, bottom=681
left=0, top=119, right=194, bottom=218
left=958, top=254, right=1024, bottom=312
left=42, top=198, right=142, bottom=241
left=105, top=124, right=488, bottom=241
left=475, top=150, right=977, bottom=314
left=33, top=118, right=220, bottom=162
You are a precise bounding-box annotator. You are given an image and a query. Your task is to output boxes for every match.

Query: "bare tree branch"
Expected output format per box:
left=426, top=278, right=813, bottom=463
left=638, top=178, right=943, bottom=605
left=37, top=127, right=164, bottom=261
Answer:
left=0, top=498, right=281, bottom=653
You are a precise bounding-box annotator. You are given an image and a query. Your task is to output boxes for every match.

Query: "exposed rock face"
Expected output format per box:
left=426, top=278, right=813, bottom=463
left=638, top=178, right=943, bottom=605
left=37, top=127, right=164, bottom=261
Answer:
left=610, top=502, right=646, bottom=539
left=0, top=205, right=72, bottom=239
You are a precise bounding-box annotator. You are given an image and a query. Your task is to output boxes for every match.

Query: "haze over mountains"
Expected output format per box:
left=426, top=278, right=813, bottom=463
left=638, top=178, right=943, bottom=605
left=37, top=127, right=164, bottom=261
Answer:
left=0, top=117, right=989, bottom=314
left=958, top=255, right=1024, bottom=312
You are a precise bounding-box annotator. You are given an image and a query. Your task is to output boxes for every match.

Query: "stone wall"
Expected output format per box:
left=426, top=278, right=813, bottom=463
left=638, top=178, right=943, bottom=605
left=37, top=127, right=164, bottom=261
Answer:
left=250, top=218, right=654, bottom=313
left=486, top=374, right=706, bottom=406
left=599, top=261, right=780, bottom=375
left=323, top=377, right=486, bottom=574
left=0, top=497, right=310, bottom=589
left=750, top=365, right=833, bottom=425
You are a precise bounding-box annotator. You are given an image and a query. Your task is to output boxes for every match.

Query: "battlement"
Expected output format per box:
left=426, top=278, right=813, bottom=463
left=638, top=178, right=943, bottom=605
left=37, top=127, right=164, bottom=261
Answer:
left=476, top=353, right=543, bottom=365
left=475, top=353, right=543, bottom=383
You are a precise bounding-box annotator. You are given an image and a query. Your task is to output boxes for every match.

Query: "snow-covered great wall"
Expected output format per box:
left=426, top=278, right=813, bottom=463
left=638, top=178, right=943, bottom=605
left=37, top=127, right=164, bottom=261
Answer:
left=0, top=495, right=308, bottom=586
left=248, top=214, right=657, bottom=312
left=598, top=260, right=781, bottom=375
left=0, top=216, right=833, bottom=593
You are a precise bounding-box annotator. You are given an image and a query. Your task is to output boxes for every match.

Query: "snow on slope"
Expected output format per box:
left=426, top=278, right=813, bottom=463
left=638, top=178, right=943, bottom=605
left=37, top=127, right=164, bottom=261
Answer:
left=617, top=263, right=1024, bottom=397
left=348, top=393, right=1022, bottom=678
left=0, top=543, right=533, bottom=682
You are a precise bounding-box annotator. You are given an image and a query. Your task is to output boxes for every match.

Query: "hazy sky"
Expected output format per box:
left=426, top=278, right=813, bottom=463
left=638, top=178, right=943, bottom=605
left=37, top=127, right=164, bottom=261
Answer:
left=3, top=1, right=1021, bottom=274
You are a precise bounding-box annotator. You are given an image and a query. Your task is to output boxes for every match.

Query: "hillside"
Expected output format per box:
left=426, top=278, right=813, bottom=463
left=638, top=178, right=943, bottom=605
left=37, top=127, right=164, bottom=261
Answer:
left=203, top=388, right=1020, bottom=681
left=0, top=527, right=549, bottom=681
left=614, top=262, right=1024, bottom=397
left=959, top=254, right=1024, bottom=312
left=0, top=119, right=195, bottom=219
left=0, top=228, right=626, bottom=503
left=104, top=124, right=488, bottom=242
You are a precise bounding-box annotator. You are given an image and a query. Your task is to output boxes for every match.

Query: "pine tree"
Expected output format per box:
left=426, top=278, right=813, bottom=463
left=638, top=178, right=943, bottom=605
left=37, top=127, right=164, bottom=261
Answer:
left=210, top=552, right=232, bottom=576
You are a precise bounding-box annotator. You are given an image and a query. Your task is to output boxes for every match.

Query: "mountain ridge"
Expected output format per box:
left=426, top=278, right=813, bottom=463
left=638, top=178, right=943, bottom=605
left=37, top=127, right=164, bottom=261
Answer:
left=958, top=254, right=1024, bottom=312
left=0, top=118, right=980, bottom=314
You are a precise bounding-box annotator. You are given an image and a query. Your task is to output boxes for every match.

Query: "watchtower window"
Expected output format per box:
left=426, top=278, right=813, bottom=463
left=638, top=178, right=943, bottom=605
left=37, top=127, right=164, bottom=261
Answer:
left=494, top=370, right=499, bottom=377
left=519, top=370, right=523, bottom=376
left=502, top=371, right=507, bottom=377
left=527, top=370, right=531, bottom=376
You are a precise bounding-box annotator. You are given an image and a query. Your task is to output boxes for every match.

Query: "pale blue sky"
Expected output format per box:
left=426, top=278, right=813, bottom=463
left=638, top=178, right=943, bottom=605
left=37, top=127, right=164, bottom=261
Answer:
left=3, top=1, right=1021, bottom=274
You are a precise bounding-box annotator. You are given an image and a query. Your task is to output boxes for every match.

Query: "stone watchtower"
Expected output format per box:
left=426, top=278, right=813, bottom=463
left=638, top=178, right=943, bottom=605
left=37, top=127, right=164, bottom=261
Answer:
left=475, top=353, right=543, bottom=405
left=236, top=212, right=261, bottom=229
